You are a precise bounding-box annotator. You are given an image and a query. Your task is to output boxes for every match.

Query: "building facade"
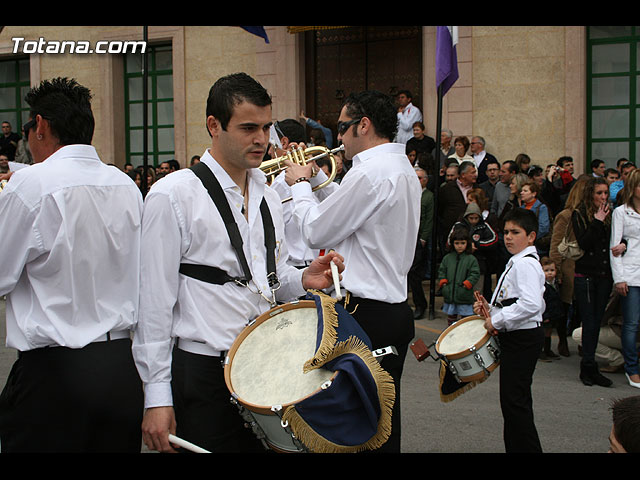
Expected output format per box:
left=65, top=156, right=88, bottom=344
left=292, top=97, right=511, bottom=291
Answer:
left=0, top=26, right=634, bottom=174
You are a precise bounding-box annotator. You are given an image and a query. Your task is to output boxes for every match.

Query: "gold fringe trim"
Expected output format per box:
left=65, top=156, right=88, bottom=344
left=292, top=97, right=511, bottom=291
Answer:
left=282, top=336, right=396, bottom=453
left=287, top=26, right=351, bottom=34
left=438, top=361, right=490, bottom=403
left=302, top=290, right=339, bottom=373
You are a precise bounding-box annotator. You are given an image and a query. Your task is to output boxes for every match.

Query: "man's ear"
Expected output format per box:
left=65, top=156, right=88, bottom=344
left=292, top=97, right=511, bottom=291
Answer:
left=206, top=115, right=220, bottom=138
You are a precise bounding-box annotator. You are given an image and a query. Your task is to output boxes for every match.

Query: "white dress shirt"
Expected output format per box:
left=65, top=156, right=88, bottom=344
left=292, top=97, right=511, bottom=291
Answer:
left=489, top=246, right=545, bottom=332
left=0, top=144, right=143, bottom=351
left=270, top=169, right=338, bottom=266
left=289, top=142, right=421, bottom=304
left=395, top=102, right=422, bottom=144
left=610, top=204, right=640, bottom=287
left=132, top=150, right=306, bottom=408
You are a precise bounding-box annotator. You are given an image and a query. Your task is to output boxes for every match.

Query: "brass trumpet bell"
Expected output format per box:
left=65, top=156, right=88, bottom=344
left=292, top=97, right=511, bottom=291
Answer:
left=261, top=145, right=344, bottom=202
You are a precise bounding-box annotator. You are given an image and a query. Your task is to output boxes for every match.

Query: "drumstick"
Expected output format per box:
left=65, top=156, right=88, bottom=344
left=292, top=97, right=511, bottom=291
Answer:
left=474, top=291, right=490, bottom=318
left=168, top=434, right=211, bottom=453
left=330, top=259, right=342, bottom=301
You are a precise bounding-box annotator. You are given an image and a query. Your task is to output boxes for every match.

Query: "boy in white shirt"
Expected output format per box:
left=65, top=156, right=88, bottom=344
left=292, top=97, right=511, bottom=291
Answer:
left=474, top=208, right=545, bottom=453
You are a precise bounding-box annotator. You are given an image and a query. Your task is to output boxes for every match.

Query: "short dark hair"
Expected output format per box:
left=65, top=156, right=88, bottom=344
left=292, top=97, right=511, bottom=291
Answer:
left=611, top=396, right=640, bottom=453
left=605, top=168, right=619, bottom=178
left=343, top=90, right=397, bottom=142
left=591, top=158, right=605, bottom=170
left=24, top=77, right=95, bottom=145
left=449, top=225, right=473, bottom=253
left=503, top=160, right=519, bottom=174
left=205, top=72, right=272, bottom=134
left=557, top=156, right=573, bottom=168
left=275, top=118, right=306, bottom=144
left=397, top=89, right=412, bottom=99
left=503, top=207, right=538, bottom=235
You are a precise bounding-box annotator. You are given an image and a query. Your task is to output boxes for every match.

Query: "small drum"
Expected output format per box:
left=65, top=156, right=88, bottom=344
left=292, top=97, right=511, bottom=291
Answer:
left=435, top=315, right=500, bottom=383
left=224, top=296, right=395, bottom=453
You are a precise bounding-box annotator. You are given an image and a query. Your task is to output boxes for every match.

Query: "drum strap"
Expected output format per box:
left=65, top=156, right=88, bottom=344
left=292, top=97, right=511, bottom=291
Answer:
left=491, top=253, right=537, bottom=308
left=179, top=162, right=279, bottom=289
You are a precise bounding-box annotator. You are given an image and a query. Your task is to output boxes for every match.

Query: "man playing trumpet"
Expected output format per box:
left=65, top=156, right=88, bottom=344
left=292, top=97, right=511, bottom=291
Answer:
left=282, top=90, right=422, bottom=452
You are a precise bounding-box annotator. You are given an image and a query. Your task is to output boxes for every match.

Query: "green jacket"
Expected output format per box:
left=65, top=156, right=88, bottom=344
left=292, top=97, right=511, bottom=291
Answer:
left=437, top=251, right=480, bottom=305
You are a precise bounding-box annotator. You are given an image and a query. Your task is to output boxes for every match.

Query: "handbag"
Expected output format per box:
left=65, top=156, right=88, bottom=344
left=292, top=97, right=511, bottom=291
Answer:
left=557, top=211, right=584, bottom=261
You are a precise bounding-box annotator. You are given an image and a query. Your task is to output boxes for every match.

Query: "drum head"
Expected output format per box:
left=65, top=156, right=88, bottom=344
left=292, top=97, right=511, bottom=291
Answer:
left=436, top=315, right=489, bottom=358
left=225, top=301, right=335, bottom=413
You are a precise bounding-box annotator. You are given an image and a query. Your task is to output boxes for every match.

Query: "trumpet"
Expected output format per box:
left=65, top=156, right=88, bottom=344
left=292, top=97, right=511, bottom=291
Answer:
left=261, top=145, right=344, bottom=202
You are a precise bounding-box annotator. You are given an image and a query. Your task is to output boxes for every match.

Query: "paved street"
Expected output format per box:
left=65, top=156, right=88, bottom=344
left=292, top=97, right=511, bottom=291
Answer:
left=0, top=287, right=636, bottom=453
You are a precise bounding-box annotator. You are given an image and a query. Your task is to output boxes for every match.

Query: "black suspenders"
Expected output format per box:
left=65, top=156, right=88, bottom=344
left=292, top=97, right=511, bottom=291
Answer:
left=178, top=162, right=278, bottom=288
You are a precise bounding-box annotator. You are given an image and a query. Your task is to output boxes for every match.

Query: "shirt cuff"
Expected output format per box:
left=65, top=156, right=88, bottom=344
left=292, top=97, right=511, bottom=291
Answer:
left=143, top=382, right=173, bottom=409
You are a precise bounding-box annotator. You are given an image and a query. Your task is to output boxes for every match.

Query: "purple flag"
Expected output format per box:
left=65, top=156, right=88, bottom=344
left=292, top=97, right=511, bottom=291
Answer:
left=436, top=26, right=459, bottom=95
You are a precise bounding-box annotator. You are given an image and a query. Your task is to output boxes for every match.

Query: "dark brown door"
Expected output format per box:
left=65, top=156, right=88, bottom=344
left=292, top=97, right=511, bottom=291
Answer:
left=304, top=26, right=422, bottom=147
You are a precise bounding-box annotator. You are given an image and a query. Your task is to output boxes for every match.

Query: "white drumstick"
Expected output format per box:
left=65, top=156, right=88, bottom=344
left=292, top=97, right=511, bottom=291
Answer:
left=168, top=434, right=210, bottom=453
left=330, top=259, right=342, bottom=301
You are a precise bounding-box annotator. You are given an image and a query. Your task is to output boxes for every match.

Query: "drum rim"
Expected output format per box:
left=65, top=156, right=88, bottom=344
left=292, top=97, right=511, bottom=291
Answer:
left=223, top=300, right=339, bottom=416
left=435, top=315, right=492, bottom=360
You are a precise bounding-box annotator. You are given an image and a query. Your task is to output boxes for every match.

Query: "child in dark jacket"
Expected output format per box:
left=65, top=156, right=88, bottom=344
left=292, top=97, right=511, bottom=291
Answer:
left=540, top=257, right=566, bottom=361
left=448, top=202, right=498, bottom=294
left=438, top=227, right=481, bottom=325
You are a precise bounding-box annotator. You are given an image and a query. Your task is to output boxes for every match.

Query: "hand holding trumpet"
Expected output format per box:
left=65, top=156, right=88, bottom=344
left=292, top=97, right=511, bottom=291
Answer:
left=283, top=142, right=315, bottom=186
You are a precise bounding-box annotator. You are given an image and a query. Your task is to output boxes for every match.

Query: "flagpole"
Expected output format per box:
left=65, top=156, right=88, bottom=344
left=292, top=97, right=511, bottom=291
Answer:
left=141, top=26, right=149, bottom=198
left=428, top=83, right=443, bottom=320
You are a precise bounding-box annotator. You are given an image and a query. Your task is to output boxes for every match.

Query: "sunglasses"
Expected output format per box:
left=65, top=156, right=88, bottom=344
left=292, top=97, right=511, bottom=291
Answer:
left=337, top=117, right=362, bottom=136
left=22, top=117, right=37, bottom=141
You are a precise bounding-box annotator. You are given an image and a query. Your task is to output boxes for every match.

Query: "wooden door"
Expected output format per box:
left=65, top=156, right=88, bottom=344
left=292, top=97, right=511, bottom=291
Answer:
left=304, top=26, right=422, bottom=147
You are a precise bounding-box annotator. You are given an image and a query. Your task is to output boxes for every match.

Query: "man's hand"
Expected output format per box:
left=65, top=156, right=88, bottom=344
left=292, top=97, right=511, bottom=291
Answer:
left=302, top=251, right=345, bottom=291
left=283, top=143, right=314, bottom=186
left=141, top=406, right=178, bottom=453
left=615, top=281, right=629, bottom=296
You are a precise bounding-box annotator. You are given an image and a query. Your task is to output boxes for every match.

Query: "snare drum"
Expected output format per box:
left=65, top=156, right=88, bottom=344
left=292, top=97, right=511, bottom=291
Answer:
left=435, top=315, right=500, bottom=383
left=224, top=294, right=395, bottom=453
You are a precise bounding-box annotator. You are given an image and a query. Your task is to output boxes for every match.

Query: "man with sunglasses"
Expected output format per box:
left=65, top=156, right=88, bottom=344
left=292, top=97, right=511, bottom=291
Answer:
left=283, top=90, right=421, bottom=453
left=0, top=78, right=144, bottom=452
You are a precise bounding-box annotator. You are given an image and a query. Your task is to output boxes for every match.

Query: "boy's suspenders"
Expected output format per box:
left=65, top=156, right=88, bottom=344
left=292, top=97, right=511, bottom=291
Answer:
left=178, top=161, right=279, bottom=289
left=492, top=253, right=537, bottom=308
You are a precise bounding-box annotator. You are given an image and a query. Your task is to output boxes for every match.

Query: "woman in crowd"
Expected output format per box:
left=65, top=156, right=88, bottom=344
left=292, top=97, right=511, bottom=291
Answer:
left=447, top=136, right=473, bottom=164
left=610, top=169, right=640, bottom=389
left=572, top=176, right=614, bottom=387
left=520, top=180, right=551, bottom=255
left=548, top=176, right=590, bottom=356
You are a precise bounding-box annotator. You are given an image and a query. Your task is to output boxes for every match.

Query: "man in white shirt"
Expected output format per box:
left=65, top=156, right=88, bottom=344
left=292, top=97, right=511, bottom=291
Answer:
left=394, top=90, right=422, bottom=144
left=133, top=73, right=343, bottom=453
left=0, top=78, right=144, bottom=452
left=283, top=90, right=421, bottom=452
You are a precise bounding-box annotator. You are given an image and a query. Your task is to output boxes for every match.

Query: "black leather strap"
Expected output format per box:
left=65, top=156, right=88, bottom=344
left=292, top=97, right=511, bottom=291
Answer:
left=179, top=162, right=278, bottom=286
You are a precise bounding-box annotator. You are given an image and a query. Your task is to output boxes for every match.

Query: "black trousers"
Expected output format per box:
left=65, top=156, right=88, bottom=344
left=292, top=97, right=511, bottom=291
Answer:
left=0, top=339, right=143, bottom=452
left=343, top=295, right=415, bottom=453
left=171, top=346, right=265, bottom=453
left=498, top=327, right=544, bottom=453
left=408, top=239, right=428, bottom=310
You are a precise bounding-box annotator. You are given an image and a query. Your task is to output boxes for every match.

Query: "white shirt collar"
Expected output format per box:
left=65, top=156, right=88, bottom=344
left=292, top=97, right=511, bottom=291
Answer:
left=351, top=142, right=404, bottom=168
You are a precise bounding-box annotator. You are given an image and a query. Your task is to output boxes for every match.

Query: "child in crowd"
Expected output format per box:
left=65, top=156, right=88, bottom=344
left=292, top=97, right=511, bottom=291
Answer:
left=448, top=202, right=498, bottom=295
left=438, top=227, right=480, bottom=325
left=473, top=208, right=545, bottom=453
left=539, top=257, right=565, bottom=361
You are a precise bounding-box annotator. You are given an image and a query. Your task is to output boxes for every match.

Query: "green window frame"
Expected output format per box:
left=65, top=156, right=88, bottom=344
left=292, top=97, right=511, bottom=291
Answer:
left=0, top=57, right=30, bottom=135
left=124, top=44, right=174, bottom=167
left=587, top=26, right=640, bottom=169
